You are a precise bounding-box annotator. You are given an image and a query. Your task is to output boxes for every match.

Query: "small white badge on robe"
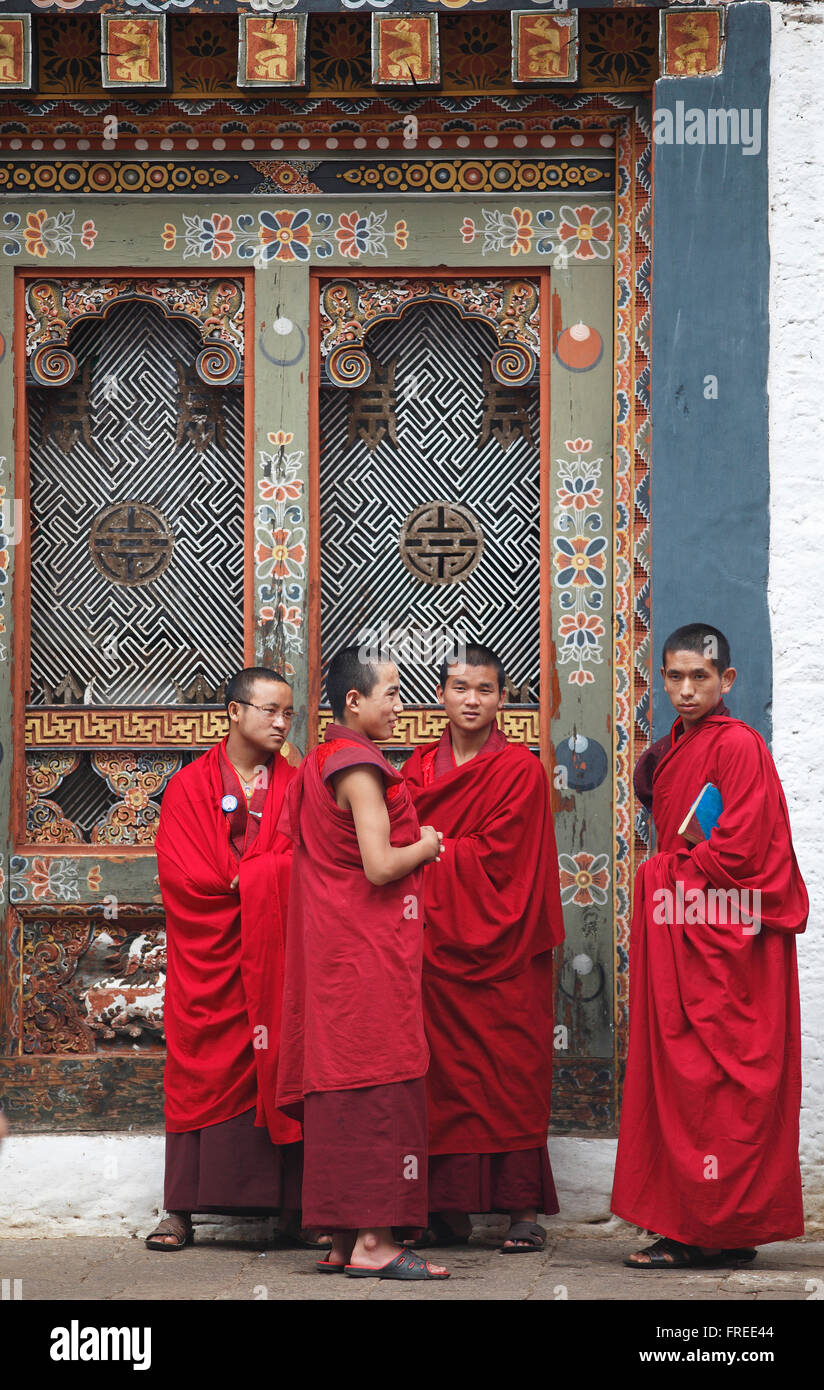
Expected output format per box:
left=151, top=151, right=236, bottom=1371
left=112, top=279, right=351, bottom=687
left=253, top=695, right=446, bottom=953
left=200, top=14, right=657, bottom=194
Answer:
left=221, top=793, right=239, bottom=813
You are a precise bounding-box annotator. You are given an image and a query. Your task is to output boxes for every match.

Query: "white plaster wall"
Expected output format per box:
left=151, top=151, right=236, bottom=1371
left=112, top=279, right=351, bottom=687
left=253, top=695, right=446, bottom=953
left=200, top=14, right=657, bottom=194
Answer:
left=768, top=3, right=824, bottom=1223
left=0, top=1134, right=619, bottom=1237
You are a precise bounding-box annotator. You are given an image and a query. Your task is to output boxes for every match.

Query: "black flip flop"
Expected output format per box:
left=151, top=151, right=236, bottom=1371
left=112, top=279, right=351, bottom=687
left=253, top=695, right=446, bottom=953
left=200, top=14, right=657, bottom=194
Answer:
left=346, top=1250, right=450, bottom=1280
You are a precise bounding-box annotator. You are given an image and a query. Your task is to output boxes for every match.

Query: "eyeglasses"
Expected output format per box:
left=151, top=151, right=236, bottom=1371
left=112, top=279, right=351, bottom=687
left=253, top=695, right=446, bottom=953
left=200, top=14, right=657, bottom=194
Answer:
left=234, top=699, right=292, bottom=720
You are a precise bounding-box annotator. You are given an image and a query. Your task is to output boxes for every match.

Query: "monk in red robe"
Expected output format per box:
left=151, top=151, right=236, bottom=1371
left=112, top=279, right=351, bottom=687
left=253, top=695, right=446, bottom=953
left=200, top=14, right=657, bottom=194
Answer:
left=146, top=668, right=303, bottom=1250
left=277, top=647, right=450, bottom=1280
left=612, top=624, right=808, bottom=1267
left=403, top=644, right=565, bottom=1252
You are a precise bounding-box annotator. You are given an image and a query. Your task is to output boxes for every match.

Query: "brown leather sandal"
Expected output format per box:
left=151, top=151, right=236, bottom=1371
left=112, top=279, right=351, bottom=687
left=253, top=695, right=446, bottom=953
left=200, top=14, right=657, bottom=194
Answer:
left=500, top=1221, right=547, bottom=1253
left=145, top=1213, right=194, bottom=1252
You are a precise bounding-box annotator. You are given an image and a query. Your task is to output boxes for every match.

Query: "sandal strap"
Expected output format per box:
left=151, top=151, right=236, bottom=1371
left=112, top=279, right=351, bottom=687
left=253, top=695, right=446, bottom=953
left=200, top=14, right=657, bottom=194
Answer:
left=147, top=1215, right=191, bottom=1241
left=506, top=1221, right=546, bottom=1243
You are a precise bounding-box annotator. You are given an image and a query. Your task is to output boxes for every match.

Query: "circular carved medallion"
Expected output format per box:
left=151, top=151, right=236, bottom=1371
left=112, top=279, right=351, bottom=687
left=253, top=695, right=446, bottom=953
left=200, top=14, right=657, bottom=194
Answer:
left=89, top=501, right=175, bottom=587
left=399, top=501, right=484, bottom=584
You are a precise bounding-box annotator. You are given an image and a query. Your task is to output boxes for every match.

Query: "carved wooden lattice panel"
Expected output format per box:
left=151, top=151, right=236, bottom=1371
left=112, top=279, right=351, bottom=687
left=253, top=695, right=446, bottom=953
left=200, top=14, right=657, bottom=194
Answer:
left=28, top=298, right=244, bottom=707
left=319, top=300, right=541, bottom=706
left=24, top=750, right=204, bottom=846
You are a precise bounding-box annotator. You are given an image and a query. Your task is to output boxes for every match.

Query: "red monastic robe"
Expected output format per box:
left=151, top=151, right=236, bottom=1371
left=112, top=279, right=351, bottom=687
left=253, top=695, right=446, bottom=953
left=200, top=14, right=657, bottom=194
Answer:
left=611, top=710, right=808, bottom=1247
left=156, top=740, right=301, bottom=1145
left=276, top=724, right=429, bottom=1111
left=403, top=725, right=565, bottom=1154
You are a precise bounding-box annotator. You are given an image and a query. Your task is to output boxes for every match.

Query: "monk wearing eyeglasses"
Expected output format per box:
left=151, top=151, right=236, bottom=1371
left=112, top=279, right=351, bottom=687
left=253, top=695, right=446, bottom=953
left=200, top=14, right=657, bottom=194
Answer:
left=146, top=667, right=309, bottom=1251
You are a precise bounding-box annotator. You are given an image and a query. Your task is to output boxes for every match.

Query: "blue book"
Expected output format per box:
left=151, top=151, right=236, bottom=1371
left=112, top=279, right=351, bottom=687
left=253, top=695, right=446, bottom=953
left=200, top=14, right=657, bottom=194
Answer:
left=678, top=783, right=723, bottom=844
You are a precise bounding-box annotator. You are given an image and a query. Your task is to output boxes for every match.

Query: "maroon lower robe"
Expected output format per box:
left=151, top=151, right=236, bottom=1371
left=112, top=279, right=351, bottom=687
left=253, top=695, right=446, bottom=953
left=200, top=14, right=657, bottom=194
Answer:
left=164, top=1106, right=302, bottom=1215
left=277, top=724, right=430, bottom=1230
left=159, top=741, right=300, bottom=1214
left=403, top=724, right=565, bottom=1217
left=611, top=705, right=808, bottom=1247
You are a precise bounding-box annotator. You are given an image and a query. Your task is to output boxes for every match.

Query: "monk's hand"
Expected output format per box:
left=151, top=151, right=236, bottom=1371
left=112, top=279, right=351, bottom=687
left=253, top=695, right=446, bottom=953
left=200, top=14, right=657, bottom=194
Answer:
left=420, top=826, right=443, bottom=863
left=229, top=874, right=239, bottom=890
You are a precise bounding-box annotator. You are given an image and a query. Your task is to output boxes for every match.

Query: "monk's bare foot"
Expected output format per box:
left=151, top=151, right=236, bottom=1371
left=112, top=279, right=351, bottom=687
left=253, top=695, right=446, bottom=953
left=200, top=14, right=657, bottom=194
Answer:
left=301, top=1228, right=333, bottom=1248
left=502, top=1208, right=544, bottom=1252
left=278, top=1211, right=332, bottom=1248
left=627, top=1241, right=680, bottom=1266
left=321, top=1234, right=355, bottom=1269
left=625, top=1237, right=703, bottom=1267
left=350, top=1227, right=448, bottom=1276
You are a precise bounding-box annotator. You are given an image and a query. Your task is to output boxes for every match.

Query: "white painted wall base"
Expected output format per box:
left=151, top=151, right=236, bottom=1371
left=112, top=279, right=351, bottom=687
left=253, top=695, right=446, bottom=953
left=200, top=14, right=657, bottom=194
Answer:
left=0, top=1133, right=619, bottom=1238
left=2, top=1132, right=820, bottom=1238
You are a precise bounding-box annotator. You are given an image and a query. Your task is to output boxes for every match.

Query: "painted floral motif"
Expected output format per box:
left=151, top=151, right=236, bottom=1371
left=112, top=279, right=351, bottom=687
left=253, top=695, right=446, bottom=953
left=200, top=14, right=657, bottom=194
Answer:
left=558, top=851, right=611, bottom=907
left=554, top=536, right=607, bottom=589
left=260, top=602, right=302, bottom=646
left=460, top=216, right=476, bottom=245
left=258, top=208, right=312, bottom=262
left=157, top=209, right=401, bottom=262
left=557, top=204, right=612, bottom=261
left=554, top=438, right=607, bottom=685
left=535, top=208, right=555, bottom=256
left=259, top=474, right=302, bottom=505
left=556, top=441, right=604, bottom=511
left=256, top=432, right=307, bottom=664
left=233, top=209, right=313, bottom=262
left=258, top=437, right=304, bottom=505
left=1, top=210, right=99, bottom=259
left=9, top=855, right=80, bottom=903
left=239, top=0, right=302, bottom=10
left=182, top=212, right=234, bottom=261
left=461, top=208, right=556, bottom=256
left=335, top=211, right=388, bottom=260
left=559, top=612, right=606, bottom=652
left=314, top=211, right=335, bottom=258
left=479, top=207, right=533, bottom=256
left=255, top=525, right=306, bottom=582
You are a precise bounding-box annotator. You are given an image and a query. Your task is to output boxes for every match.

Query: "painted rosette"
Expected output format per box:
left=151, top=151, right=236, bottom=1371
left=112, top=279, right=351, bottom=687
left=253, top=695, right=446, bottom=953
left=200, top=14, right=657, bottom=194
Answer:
left=325, top=344, right=372, bottom=388
left=490, top=343, right=536, bottom=386
left=195, top=341, right=241, bottom=385
left=31, top=344, right=77, bottom=386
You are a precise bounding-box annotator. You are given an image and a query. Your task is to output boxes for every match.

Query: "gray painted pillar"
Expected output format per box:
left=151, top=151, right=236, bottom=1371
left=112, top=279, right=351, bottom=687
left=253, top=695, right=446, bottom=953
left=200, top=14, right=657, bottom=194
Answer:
left=650, top=0, right=771, bottom=741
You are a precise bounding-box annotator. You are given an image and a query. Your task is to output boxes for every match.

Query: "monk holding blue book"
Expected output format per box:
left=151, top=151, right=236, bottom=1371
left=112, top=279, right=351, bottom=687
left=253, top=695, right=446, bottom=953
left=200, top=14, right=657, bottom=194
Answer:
left=612, top=623, right=808, bottom=1268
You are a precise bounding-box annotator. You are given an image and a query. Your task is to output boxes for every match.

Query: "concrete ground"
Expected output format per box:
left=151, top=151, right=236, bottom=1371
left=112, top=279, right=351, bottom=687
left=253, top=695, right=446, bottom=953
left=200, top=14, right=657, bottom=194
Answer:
left=3, top=1226, right=823, bottom=1301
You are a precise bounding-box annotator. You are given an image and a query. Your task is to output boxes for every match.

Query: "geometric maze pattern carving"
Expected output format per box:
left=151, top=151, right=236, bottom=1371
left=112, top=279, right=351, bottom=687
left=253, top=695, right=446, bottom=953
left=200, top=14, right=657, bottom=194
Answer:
left=320, top=299, right=540, bottom=706
left=25, top=708, right=229, bottom=748
left=28, top=297, right=244, bottom=706
left=316, top=706, right=540, bottom=748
